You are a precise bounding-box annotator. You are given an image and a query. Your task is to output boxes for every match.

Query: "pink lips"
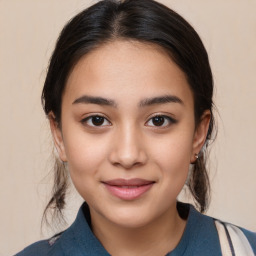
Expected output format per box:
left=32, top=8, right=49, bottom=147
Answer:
left=102, top=178, right=155, bottom=200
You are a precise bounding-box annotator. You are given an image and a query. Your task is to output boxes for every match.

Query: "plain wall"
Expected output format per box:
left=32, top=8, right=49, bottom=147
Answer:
left=0, top=0, right=256, bottom=255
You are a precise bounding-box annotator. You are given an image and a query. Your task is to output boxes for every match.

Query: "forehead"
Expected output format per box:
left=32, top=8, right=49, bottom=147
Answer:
left=64, top=40, right=193, bottom=106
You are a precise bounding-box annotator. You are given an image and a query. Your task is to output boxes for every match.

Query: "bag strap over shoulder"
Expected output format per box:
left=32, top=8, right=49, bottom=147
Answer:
left=215, top=220, right=255, bottom=256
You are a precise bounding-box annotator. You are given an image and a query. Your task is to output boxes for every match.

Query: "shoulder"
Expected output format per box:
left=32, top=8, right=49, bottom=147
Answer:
left=241, top=227, right=256, bottom=246
left=181, top=204, right=256, bottom=255
left=15, top=240, right=50, bottom=256
left=214, top=218, right=256, bottom=255
left=15, top=233, right=63, bottom=256
left=14, top=202, right=108, bottom=256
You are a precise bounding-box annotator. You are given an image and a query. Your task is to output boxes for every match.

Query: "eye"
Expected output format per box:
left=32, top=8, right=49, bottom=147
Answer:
left=146, top=115, right=177, bottom=128
left=81, top=115, right=111, bottom=127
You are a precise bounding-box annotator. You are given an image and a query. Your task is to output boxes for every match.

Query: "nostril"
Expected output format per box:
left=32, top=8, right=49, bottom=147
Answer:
left=112, top=159, right=143, bottom=170
left=108, top=131, right=148, bottom=168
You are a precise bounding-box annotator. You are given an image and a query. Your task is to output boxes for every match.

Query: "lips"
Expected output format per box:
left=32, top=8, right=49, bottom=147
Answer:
left=102, top=178, right=155, bottom=200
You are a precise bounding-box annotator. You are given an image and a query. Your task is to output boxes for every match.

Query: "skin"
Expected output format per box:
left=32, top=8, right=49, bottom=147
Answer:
left=50, top=40, right=210, bottom=256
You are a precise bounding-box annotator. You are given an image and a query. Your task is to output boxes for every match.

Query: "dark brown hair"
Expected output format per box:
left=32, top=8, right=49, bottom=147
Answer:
left=42, top=0, right=215, bottom=224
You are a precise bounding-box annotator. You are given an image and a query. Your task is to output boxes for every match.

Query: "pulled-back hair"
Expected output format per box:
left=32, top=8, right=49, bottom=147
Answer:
left=42, top=0, right=215, bottom=225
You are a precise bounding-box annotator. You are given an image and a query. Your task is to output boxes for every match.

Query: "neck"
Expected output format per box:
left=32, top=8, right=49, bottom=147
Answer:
left=90, top=203, right=187, bottom=256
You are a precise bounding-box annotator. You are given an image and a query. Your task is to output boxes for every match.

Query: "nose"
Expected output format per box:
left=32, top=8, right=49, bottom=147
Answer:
left=108, top=124, right=148, bottom=169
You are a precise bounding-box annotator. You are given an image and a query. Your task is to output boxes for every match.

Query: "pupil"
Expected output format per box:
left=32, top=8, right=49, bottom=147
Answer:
left=92, top=116, right=104, bottom=126
left=152, top=116, right=164, bottom=126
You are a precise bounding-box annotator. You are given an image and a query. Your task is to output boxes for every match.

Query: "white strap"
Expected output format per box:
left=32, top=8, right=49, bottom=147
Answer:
left=226, top=224, right=254, bottom=256
left=215, top=220, right=233, bottom=256
left=215, top=220, right=255, bottom=256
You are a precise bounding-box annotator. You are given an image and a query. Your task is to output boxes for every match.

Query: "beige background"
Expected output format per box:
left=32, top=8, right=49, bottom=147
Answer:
left=0, top=0, right=256, bottom=255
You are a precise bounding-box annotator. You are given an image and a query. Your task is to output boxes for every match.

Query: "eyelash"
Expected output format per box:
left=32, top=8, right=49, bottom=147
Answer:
left=146, top=115, right=177, bottom=128
left=81, top=114, right=111, bottom=127
left=81, top=114, right=177, bottom=128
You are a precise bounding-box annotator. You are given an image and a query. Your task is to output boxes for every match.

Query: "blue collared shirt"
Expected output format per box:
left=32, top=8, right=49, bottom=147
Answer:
left=16, top=202, right=256, bottom=256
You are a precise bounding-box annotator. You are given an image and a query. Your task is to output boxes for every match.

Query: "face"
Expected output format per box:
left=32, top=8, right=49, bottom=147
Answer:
left=51, top=40, right=210, bottom=228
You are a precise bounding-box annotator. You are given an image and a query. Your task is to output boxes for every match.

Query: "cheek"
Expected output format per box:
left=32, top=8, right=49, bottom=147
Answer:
left=62, top=129, right=109, bottom=183
left=63, top=133, right=110, bottom=203
left=150, top=131, right=193, bottom=187
left=151, top=130, right=193, bottom=165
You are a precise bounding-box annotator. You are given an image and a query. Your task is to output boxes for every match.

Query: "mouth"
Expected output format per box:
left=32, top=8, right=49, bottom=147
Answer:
left=102, top=178, right=155, bottom=200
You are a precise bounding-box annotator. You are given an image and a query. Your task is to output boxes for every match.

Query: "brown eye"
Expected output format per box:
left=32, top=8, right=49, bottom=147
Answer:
left=91, top=116, right=104, bottom=126
left=152, top=116, right=165, bottom=126
left=82, top=115, right=111, bottom=127
left=146, top=115, right=177, bottom=128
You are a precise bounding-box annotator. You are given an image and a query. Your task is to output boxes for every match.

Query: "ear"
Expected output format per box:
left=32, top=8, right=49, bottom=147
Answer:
left=190, top=110, right=211, bottom=163
left=49, top=112, right=67, bottom=162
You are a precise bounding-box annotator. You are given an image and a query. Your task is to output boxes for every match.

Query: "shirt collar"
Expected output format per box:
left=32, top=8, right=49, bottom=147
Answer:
left=58, top=201, right=213, bottom=256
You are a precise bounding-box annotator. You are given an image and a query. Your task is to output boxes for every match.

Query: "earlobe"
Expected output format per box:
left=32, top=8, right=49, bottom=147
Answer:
left=191, top=110, right=211, bottom=163
left=48, top=112, right=67, bottom=162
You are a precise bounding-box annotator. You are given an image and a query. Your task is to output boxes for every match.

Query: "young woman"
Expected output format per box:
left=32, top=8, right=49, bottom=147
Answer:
left=16, top=0, right=256, bottom=255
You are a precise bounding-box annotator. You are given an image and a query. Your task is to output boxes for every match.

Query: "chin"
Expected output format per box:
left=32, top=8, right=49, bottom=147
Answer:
left=112, top=216, right=152, bottom=229
left=105, top=206, right=157, bottom=229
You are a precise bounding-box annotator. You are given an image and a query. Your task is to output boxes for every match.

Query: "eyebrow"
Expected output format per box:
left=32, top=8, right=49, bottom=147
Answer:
left=72, top=95, right=117, bottom=107
left=72, top=94, right=183, bottom=107
left=139, top=95, right=183, bottom=107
